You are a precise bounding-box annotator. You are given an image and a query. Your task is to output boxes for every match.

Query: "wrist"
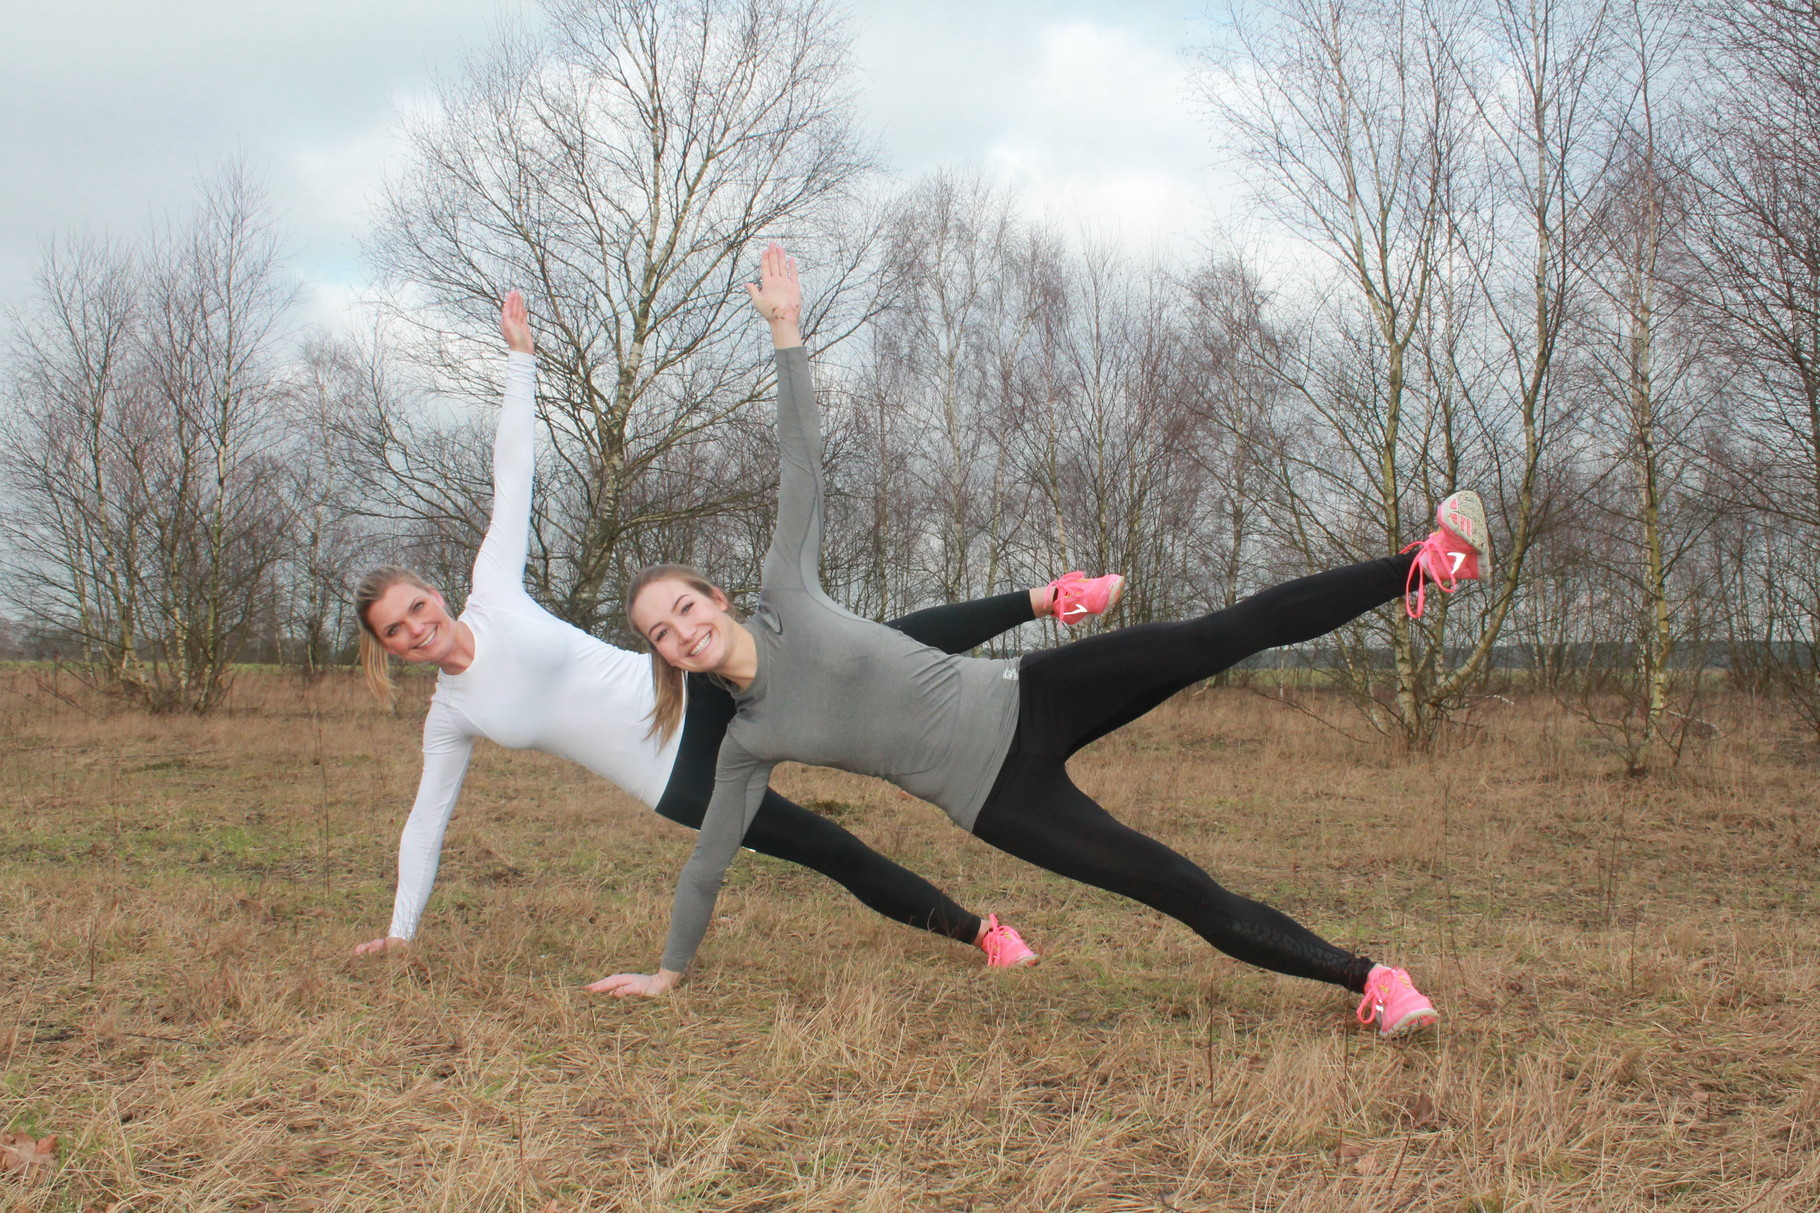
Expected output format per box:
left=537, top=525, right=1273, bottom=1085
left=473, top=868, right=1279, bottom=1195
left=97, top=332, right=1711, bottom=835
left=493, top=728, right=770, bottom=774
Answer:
left=769, top=316, right=803, bottom=349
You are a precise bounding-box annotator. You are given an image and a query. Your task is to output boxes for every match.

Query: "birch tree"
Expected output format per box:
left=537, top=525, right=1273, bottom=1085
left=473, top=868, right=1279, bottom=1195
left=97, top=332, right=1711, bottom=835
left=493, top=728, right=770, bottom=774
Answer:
left=365, top=0, right=879, bottom=635
left=1, top=163, right=297, bottom=711
left=1200, top=0, right=1610, bottom=744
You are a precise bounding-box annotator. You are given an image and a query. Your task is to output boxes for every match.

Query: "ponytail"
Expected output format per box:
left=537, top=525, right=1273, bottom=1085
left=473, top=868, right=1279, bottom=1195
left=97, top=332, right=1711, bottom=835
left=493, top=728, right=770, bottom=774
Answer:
left=358, top=629, right=395, bottom=705
left=353, top=565, right=437, bottom=706
left=627, top=563, right=728, bottom=744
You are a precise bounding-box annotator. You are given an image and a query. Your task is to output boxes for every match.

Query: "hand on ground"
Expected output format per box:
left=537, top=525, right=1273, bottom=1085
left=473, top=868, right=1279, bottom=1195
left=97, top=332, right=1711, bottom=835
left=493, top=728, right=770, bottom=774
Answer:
left=585, top=971, right=676, bottom=997
left=353, top=936, right=410, bottom=956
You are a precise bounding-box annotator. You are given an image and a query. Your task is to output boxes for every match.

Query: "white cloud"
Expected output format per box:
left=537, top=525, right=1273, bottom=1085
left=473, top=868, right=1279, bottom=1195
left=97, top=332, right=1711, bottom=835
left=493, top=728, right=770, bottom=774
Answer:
left=854, top=2, right=1231, bottom=256
left=3, top=0, right=1237, bottom=327
left=0, top=0, right=535, bottom=315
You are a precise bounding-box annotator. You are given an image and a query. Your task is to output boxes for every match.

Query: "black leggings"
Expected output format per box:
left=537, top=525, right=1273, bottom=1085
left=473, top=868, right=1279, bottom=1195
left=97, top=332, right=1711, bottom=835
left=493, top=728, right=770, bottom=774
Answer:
left=971, top=555, right=1413, bottom=992
left=656, top=590, right=1037, bottom=945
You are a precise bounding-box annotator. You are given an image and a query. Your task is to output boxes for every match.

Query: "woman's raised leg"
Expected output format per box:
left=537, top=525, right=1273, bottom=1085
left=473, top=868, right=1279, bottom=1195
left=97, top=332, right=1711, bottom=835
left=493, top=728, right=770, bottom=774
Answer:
left=1018, top=554, right=1413, bottom=758
left=1016, top=492, right=1489, bottom=757
left=887, top=591, right=1034, bottom=654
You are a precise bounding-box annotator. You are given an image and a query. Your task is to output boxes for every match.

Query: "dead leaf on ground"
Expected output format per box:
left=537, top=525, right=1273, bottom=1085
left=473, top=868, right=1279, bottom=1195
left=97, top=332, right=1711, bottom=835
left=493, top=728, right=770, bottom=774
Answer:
left=0, top=1131, right=59, bottom=1175
left=1408, top=1091, right=1440, bottom=1127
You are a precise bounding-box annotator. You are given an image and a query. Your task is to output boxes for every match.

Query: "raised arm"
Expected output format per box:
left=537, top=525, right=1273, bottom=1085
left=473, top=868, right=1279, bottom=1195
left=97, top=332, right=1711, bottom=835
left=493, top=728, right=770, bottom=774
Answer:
left=744, top=246, right=827, bottom=596
left=468, top=291, right=539, bottom=596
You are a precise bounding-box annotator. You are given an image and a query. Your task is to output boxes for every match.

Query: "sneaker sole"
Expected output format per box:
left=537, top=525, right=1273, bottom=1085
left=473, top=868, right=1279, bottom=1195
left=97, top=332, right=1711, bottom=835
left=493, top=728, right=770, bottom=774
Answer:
left=1382, top=1008, right=1439, bottom=1036
left=1440, top=491, right=1491, bottom=578
left=991, top=953, right=1040, bottom=969
left=1101, top=575, right=1126, bottom=616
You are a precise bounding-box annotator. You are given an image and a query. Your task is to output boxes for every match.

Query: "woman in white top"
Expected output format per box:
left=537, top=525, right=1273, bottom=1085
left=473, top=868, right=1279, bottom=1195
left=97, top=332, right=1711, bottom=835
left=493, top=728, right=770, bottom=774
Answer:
left=351, top=291, right=1124, bottom=969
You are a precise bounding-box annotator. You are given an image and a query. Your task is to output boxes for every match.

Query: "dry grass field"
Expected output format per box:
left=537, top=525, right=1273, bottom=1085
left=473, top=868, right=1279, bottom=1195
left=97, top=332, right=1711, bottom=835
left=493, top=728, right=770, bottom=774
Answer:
left=2, top=665, right=1818, bottom=1212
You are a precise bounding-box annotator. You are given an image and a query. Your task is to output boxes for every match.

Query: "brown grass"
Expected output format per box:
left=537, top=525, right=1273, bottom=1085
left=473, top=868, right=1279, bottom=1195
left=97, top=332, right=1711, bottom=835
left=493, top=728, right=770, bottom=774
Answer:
left=2, top=667, right=1817, bottom=1211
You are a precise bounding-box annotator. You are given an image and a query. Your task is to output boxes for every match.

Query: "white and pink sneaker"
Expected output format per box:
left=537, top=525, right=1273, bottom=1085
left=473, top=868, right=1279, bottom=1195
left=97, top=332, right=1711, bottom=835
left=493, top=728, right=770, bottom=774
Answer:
left=1047, top=571, right=1126, bottom=626
left=1401, top=490, right=1490, bottom=618
left=1356, top=965, right=1438, bottom=1037
left=978, top=914, right=1039, bottom=968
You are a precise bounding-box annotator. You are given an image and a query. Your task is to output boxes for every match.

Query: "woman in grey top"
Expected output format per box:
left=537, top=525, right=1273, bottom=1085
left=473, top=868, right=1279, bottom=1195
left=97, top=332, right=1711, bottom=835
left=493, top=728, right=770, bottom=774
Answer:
left=597, top=245, right=1484, bottom=1036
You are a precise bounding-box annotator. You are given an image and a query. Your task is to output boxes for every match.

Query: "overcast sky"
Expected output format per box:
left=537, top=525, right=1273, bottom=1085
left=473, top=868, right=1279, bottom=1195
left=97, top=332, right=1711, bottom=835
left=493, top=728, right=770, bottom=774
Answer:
left=0, top=0, right=1232, bottom=332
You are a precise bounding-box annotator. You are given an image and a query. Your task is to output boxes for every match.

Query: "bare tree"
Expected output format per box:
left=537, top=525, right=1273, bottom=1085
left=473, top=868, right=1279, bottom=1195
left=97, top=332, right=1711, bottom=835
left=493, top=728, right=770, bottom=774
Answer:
left=1199, top=0, right=1610, bottom=745
left=1176, top=256, right=1290, bottom=617
left=997, top=237, right=1220, bottom=626
left=1, top=237, right=144, bottom=683
left=1682, top=0, right=1820, bottom=734
left=828, top=174, right=1247, bottom=633
left=1555, top=0, right=1717, bottom=773
left=1, top=162, right=298, bottom=712
left=365, top=0, right=881, bottom=637
left=278, top=336, right=389, bottom=672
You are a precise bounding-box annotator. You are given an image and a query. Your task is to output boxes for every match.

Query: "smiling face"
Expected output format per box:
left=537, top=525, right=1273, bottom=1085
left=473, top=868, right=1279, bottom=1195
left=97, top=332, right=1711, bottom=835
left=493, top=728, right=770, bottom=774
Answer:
left=363, top=581, right=460, bottom=665
left=630, top=575, right=739, bottom=674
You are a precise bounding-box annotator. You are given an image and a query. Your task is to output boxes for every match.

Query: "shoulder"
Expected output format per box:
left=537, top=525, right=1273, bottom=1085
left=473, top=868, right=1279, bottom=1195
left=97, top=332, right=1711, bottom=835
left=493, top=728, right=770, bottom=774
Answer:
left=464, top=579, right=537, bottom=611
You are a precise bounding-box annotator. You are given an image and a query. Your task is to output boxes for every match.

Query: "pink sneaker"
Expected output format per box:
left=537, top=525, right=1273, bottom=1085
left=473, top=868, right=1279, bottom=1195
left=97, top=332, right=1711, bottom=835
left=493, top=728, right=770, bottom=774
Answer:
left=1356, top=965, right=1438, bottom=1036
left=1400, top=490, right=1490, bottom=618
left=1047, top=571, right=1125, bottom=626
left=978, top=914, right=1039, bottom=968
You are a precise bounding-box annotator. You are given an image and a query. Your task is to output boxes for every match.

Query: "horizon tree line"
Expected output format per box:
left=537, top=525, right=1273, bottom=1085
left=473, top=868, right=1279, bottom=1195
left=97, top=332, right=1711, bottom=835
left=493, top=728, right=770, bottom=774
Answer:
left=3, top=0, right=1816, bottom=773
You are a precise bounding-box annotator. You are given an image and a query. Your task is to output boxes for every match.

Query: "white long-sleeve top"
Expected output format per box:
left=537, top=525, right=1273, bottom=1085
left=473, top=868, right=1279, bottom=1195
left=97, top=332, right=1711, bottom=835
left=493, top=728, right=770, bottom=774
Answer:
left=386, top=352, right=682, bottom=940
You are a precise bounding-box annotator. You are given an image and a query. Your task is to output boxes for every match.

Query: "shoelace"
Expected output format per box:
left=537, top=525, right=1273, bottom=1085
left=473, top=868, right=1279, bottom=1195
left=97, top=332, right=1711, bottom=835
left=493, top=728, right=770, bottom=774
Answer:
left=1399, top=534, right=1458, bottom=620
left=1355, top=969, right=1409, bottom=1024
left=979, top=915, right=1029, bottom=963
left=1050, top=572, right=1086, bottom=623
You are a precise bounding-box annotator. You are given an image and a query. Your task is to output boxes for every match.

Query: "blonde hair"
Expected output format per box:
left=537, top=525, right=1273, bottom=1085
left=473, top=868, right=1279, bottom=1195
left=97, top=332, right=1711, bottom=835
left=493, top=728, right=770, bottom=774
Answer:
left=354, top=565, right=437, bottom=705
left=627, top=563, right=728, bottom=744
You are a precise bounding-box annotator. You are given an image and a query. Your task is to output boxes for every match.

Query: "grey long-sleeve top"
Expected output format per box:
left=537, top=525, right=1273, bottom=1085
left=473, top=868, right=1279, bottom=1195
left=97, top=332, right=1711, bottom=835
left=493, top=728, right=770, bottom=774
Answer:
left=659, top=346, right=1022, bottom=973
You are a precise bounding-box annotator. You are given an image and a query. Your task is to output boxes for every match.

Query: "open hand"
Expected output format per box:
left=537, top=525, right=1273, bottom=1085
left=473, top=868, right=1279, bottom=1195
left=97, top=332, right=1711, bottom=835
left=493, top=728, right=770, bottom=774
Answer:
left=353, top=935, right=410, bottom=956
left=585, top=970, right=681, bottom=997
left=500, top=289, right=534, bottom=354
left=744, top=243, right=801, bottom=326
